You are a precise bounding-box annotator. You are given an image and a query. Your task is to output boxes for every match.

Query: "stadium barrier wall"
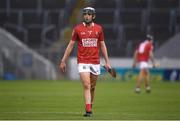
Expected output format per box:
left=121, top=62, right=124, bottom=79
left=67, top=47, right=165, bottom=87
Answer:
left=69, top=57, right=180, bottom=81
left=0, top=28, right=57, bottom=80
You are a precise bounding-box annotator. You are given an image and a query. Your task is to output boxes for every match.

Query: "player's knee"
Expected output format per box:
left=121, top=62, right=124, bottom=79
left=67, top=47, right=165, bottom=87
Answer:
left=84, top=82, right=91, bottom=90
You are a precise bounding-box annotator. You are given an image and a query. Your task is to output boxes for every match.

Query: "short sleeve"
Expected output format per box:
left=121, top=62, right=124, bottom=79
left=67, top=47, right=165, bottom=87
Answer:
left=71, top=27, right=78, bottom=41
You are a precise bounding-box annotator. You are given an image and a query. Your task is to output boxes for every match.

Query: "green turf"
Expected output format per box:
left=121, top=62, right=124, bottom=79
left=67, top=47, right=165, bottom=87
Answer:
left=0, top=80, right=180, bottom=120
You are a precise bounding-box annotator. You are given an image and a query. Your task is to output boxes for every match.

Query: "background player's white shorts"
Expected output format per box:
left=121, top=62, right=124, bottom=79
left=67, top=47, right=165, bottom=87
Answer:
left=138, top=61, right=149, bottom=69
left=78, top=63, right=100, bottom=75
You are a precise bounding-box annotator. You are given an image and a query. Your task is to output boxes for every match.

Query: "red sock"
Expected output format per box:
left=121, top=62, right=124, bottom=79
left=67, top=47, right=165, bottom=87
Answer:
left=86, top=104, right=91, bottom=112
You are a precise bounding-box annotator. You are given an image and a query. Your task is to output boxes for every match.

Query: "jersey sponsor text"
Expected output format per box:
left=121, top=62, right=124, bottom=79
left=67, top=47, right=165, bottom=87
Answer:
left=82, top=38, right=98, bottom=47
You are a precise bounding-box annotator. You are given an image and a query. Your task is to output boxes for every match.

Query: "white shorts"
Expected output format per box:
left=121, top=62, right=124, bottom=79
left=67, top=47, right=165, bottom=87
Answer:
left=78, top=63, right=100, bottom=75
left=138, top=61, right=150, bottom=69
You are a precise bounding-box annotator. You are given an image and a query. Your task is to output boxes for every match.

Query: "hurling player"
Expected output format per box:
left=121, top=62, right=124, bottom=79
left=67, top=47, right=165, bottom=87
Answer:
left=132, top=35, right=156, bottom=93
left=59, top=7, right=111, bottom=117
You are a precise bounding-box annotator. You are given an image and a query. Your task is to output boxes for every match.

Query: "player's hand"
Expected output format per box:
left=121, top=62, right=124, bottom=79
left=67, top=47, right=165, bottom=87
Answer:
left=102, top=65, right=116, bottom=78
left=59, top=61, right=66, bottom=73
left=104, top=63, right=111, bottom=70
left=153, top=62, right=160, bottom=68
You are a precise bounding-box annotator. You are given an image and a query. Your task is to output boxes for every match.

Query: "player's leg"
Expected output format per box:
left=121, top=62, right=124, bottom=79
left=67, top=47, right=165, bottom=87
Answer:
left=89, top=64, right=100, bottom=104
left=79, top=72, right=92, bottom=116
left=144, top=69, right=151, bottom=93
left=78, top=64, right=92, bottom=117
left=135, top=69, right=144, bottom=93
left=90, top=73, right=98, bottom=106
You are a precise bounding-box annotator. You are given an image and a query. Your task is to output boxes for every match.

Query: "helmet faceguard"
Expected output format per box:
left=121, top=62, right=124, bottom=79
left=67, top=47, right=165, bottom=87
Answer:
left=82, top=7, right=96, bottom=24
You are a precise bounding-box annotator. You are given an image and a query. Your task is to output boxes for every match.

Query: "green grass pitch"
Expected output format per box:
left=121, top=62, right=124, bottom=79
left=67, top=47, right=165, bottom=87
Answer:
left=0, top=79, right=180, bottom=120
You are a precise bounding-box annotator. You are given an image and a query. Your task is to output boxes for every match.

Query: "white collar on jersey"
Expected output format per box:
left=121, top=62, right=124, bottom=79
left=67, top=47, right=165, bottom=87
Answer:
left=83, top=22, right=94, bottom=27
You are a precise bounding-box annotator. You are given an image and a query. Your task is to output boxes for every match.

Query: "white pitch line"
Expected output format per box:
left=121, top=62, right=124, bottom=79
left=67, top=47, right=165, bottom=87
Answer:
left=1, top=111, right=121, bottom=115
left=1, top=111, right=140, bottom=118
left=1, top=111, right=81, bottom=115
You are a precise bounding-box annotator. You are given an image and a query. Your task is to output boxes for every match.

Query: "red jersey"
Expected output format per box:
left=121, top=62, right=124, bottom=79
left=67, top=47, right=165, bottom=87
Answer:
left=71, top=22, right=104, bottom=64
left=136, top=40, right=153, bottom=62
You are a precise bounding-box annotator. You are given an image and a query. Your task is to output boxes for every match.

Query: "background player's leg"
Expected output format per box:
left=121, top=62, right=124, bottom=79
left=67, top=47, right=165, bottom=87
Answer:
left=135, top=69, right=144, bottom=93
left=144, top=69, right=151, bottom=93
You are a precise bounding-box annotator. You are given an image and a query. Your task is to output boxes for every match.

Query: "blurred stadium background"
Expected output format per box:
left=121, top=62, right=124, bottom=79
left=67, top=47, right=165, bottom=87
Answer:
left=0, top=0, right=180, bottom=80
left=1, top=0, right=180, bottom=120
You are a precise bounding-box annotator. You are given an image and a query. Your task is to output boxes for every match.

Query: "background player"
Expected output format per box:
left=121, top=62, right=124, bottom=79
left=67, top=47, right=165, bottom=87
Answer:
left=59, top=7, right=111, bottom=117
left=132, top=35, right=156, bottom=93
